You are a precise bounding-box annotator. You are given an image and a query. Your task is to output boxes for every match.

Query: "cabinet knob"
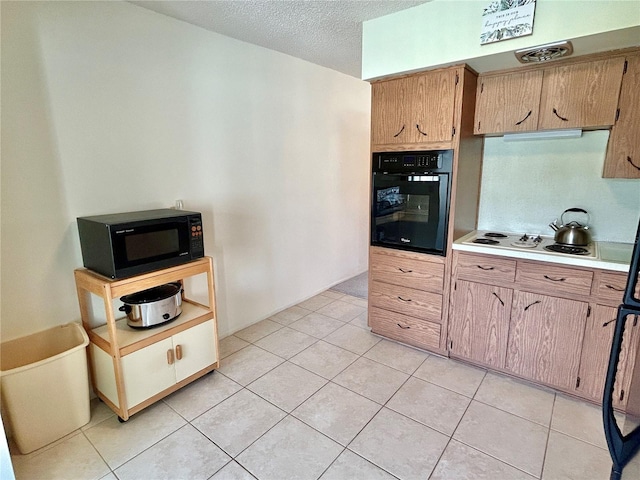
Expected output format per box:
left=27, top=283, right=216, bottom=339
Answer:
left=167, top=349, right=175, bottom=365
left=175, top=344, right=183, bottom=360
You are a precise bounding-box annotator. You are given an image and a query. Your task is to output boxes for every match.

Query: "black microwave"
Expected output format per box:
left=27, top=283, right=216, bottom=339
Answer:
left=77, top=209, right=204, bottom=279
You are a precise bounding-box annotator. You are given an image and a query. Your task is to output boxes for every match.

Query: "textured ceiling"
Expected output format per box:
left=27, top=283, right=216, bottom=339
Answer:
left=129, top=0, right=430, bottom=78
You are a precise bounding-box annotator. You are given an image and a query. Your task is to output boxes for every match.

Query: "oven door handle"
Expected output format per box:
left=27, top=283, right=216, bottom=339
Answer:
left=406, top=175, right=440, bottom=182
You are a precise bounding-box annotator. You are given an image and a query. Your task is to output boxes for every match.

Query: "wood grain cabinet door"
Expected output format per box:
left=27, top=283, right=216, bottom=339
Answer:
left=538, top=57, right=626, bottom=130
left=371, top=77, right=411, bottom=145
left=603, top=54, right=640, bottom=179
left=474, top=70, right=543, bottom=134
left=506, top=291, right=588, bottom=391
left=578, top=305, right=640, bottom=408
left=449, top=280, right=512, bottom=368
left=409, top=69, right=457, bottom=143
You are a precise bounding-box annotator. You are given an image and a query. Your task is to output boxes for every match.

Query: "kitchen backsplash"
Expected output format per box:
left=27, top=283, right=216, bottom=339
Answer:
left=477, top=130, right=640, bottom=243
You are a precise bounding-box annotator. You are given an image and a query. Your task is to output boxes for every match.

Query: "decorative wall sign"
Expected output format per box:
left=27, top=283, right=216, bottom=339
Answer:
left=481, top=0, right=536, bottom=45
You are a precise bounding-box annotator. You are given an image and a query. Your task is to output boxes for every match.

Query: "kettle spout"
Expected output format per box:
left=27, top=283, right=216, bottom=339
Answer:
left=549, top=221, right=559, bottom=232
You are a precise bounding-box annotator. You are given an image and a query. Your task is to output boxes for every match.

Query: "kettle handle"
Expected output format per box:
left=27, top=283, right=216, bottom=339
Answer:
left=564, top=207, right=588, bottom=214
left=561, top=208, right=590, bottom=227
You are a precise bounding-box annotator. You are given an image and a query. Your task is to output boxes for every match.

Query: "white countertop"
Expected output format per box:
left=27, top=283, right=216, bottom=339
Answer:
left=452, top=231, right=633, bottom=273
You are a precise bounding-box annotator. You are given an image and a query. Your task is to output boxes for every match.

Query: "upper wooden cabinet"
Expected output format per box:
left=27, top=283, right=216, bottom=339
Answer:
left=474, top=70, right=543, bottom=134
left=371, top=68, right=458, bottom=148
left=474, top=57, right=625, bottom=134
left=603, top=53, right=640, bottom=179
left=538, top=58, right=626, bottom=130
left=371, top=78, right=409, bottom=146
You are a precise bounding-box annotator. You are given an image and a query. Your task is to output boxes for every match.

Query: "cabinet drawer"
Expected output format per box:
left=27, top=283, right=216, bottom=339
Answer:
left=369, top=307, right=441, bottom=351
left=593, top=272, right=628, bottom=304
left=370, top=281, right=442, bottom=324
left=593, top=272, right=640, bottom=305
left=370, top=252, right=444, bottom=293
left=455, top=253, right=516, bottom=284
left=516, top=262, right=593, bottom=297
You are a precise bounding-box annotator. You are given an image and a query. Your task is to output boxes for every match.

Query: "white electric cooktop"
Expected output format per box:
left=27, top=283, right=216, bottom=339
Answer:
left=460, top=230, right=597, bottom=259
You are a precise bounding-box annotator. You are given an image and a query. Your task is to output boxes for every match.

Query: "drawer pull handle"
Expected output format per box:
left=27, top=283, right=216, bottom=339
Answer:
left=398, top=268, right=413, bottom=273
left=543, top=275, right=566, bottom=282
left=398, top=296, right=412, bottom=302
left=175, top=344, right=183, bottom=360
left=605, top=284, right=624, bottom=292
left=603, top=318, right=617, bottom=327
left=167, top=349, right=175, bottom=365
left=477, top=265, right=494, bottom=271
left=552, top=108, right=569, bottom=122
left=397, top=323, right=411, bottom=329
left=524, top=300, right=541, bottom=311
left=515, top=110, right=532, bottom=126
left=492, top=292, right=504, bottom=306
left=393, top=125, right=405, bottom=137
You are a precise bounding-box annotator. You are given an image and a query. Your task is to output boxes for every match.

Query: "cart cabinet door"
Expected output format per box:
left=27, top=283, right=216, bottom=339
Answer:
left=173, top=320, right=218, bottom=383
left=121, top=337, right=176, bottom=409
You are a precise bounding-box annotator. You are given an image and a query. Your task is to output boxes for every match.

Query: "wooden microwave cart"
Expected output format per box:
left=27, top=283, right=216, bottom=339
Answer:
left=74, top=257, right=219, bottom=422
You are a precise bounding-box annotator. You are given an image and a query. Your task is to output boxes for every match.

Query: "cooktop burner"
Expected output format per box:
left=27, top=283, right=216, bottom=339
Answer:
left=544, top=244, right=590, bottom=256
left=484, top=232, right=508, bottom=238
left=473, top=238, right=500, bottom=245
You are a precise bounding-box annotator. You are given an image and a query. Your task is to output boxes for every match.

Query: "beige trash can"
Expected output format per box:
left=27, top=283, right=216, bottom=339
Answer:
left=0, top=322, right=90, bottom=454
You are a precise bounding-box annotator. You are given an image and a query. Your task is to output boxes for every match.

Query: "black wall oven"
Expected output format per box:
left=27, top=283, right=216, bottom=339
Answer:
left=371, top=150, right=453, bottom=256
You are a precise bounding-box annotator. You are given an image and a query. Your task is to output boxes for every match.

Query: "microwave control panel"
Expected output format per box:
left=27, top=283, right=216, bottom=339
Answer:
left=188, top=215, right=205, bottom=254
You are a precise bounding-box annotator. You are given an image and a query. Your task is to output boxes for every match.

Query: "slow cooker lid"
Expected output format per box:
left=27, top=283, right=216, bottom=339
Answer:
left=120, top=282, right=181, bottom=304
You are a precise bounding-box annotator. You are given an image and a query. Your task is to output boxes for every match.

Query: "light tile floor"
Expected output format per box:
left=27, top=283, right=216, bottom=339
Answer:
left=8, top=289, right=640, bottom=480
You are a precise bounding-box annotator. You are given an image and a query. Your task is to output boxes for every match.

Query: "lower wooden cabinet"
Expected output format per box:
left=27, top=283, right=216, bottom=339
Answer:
left=448, top=251, right=640, bottom=412
left=368, top=247, right=447, bottom=354
left=505, top=292, right=588, bottom=391
left=369, top=307, right=441, bottom=351
left=578, top=306, right=640, bottom=409
left=449, top=280, right=512, bottom=369
left=370, top=281, right=442, bottom=323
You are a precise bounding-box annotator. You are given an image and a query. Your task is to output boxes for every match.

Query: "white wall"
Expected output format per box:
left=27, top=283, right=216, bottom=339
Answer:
left=478, top=131, right=640, bottom=242
left=1, top=1, right=371, bottom=341
left=362, top=0, right=640, bottom=79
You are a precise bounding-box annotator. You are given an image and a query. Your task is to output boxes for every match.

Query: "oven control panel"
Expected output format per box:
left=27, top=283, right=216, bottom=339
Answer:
left=373, top=150, right=452, bottom=173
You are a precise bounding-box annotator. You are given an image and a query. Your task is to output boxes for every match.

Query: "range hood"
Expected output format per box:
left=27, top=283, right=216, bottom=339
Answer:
left=503, top=129, right=583, bottom=141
